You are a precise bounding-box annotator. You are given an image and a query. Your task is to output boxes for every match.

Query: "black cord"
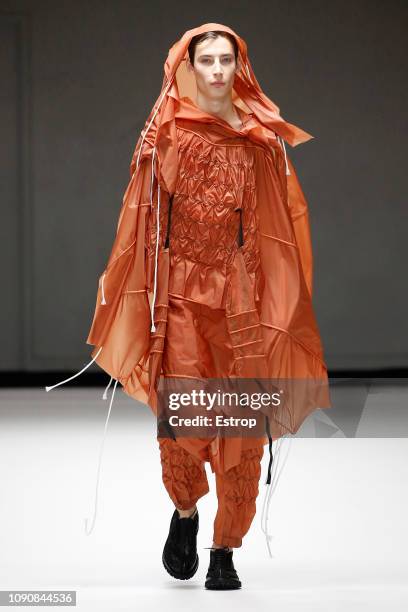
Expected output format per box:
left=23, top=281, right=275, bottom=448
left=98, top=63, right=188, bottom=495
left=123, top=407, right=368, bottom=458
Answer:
left=265, top=414, right=273, bottom=484
left=164, top=195, right=174, bottom=249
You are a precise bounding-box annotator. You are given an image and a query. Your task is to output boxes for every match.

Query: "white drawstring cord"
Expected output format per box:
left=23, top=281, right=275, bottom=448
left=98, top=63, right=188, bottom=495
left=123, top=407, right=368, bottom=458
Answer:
left=150, top=179, right=160, bottom=333
left=84, top=378, right=119, bottom=536
left=260, top=434, right=292, bottom=558
left=44, top=346, right=103, bottom=392
left=100, top=273, right=107, bottom=305
left=47, top=77, right=173, bottom=535
left=44, top=346, right=116, bottom=536
left=150, top=146, right=156, bottom=212
left=135, top=76, right=174, bottom=170
left=132, top=74, right=172, bottom=333
left=278, top=135, right=291, bottom=176
left=102, top=376, right=113, bottom=400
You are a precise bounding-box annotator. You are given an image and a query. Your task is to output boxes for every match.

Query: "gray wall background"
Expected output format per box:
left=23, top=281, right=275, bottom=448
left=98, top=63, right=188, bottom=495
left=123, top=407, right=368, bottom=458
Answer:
left=1, top=0, right=407, bottom=373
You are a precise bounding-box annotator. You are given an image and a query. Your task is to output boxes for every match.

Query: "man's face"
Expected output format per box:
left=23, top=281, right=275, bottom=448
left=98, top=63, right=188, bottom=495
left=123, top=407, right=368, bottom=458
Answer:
left=187, top=36, right=240, bottom=101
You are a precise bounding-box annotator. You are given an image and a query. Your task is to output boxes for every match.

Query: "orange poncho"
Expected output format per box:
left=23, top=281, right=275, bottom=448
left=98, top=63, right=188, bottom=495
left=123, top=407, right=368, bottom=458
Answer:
left=46, top=23, right=331, bottom=543
left=85, top=23, right=330, bottom=428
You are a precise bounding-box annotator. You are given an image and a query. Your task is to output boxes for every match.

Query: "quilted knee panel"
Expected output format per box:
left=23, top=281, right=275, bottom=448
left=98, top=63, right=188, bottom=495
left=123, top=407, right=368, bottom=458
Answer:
left=223, top=446, right=264, bottom=509
left=158, top=438, right=209, bottom=508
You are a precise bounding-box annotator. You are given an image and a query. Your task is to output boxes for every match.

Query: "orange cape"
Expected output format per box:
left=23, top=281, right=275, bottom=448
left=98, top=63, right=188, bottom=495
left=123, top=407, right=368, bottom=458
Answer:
left=85, top=23, right=331, bottom=446
left=44, top=23, right=333, bottom=546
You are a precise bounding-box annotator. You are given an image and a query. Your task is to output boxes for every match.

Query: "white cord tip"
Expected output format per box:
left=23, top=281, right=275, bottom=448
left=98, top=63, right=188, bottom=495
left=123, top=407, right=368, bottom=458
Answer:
left=84, top=517, right=94, bottom=536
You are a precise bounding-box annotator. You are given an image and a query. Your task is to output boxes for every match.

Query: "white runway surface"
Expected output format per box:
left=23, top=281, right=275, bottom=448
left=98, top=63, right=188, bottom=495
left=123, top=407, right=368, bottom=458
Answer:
left=0, top=387, right=407, bottom=611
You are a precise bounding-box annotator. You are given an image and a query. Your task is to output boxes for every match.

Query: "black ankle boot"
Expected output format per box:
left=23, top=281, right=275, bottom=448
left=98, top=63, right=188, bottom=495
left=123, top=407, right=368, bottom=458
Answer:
left=205, top=547, right=242, bottom=589
left=162, top=507, right=199, bottom=580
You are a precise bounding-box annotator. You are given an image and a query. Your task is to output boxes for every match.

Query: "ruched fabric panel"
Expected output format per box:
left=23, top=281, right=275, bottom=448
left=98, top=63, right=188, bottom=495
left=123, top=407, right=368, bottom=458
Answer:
left=158, top=437, right=210, bottom=511
left=213, top=445, right=264, bottom=547
left=166, top=124, right=262, bottom=309
left=158, top=437, right=264, bottom=548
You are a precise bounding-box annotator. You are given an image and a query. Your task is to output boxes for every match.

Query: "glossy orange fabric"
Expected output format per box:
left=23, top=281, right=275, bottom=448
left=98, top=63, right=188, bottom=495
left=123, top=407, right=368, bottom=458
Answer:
left=161, top=294, right=267, bottom=475
left=159, top=110, right=261, bottom=310
left=85, top=22, right=331, bottom=474
left=158, top=437, right=264, bottom=548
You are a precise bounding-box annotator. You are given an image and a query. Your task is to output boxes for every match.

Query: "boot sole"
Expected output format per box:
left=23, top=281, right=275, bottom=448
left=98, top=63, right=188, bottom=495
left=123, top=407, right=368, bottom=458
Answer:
left=205, top=580, right=241, bottom=590
left=162, top=551, right=199, bottom=580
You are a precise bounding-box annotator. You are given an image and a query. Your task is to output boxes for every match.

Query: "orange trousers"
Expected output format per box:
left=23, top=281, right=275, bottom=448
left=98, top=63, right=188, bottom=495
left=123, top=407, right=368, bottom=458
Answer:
left=157, top=294, right=265, bottom=548
left=158, top=437, right=263, bottom=548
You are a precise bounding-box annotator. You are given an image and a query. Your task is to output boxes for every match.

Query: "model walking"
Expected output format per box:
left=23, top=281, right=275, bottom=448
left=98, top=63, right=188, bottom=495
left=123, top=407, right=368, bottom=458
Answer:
left=47, top=22, right=331, bottom=590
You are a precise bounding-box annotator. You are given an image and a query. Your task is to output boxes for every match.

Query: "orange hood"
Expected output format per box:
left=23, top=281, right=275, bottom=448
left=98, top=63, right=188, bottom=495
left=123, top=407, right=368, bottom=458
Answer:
left=130, top=22, right=314, bottom=197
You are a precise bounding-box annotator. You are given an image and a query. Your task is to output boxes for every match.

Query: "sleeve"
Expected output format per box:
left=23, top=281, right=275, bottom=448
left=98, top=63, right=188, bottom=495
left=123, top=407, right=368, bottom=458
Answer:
left=285, top=155, right=314, bottom=298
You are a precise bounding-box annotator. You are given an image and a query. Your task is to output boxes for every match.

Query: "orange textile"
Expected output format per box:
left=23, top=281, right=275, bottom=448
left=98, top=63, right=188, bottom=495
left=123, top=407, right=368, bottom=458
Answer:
left=85, top=23, right=332, bottom=474
left=155, top=105, right=261, bottom=310
left=158, top=437, right=264, bottom=548
left=161, top=294, right=268, bottom=474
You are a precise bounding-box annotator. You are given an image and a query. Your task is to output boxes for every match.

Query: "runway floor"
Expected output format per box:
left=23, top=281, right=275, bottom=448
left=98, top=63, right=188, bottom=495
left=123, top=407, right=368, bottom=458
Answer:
left=0, top=385, right=407, bottom=611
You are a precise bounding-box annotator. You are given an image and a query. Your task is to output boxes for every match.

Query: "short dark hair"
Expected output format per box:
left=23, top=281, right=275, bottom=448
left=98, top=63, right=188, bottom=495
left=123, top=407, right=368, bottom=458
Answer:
left=188, top=31, right=239, bottom=66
